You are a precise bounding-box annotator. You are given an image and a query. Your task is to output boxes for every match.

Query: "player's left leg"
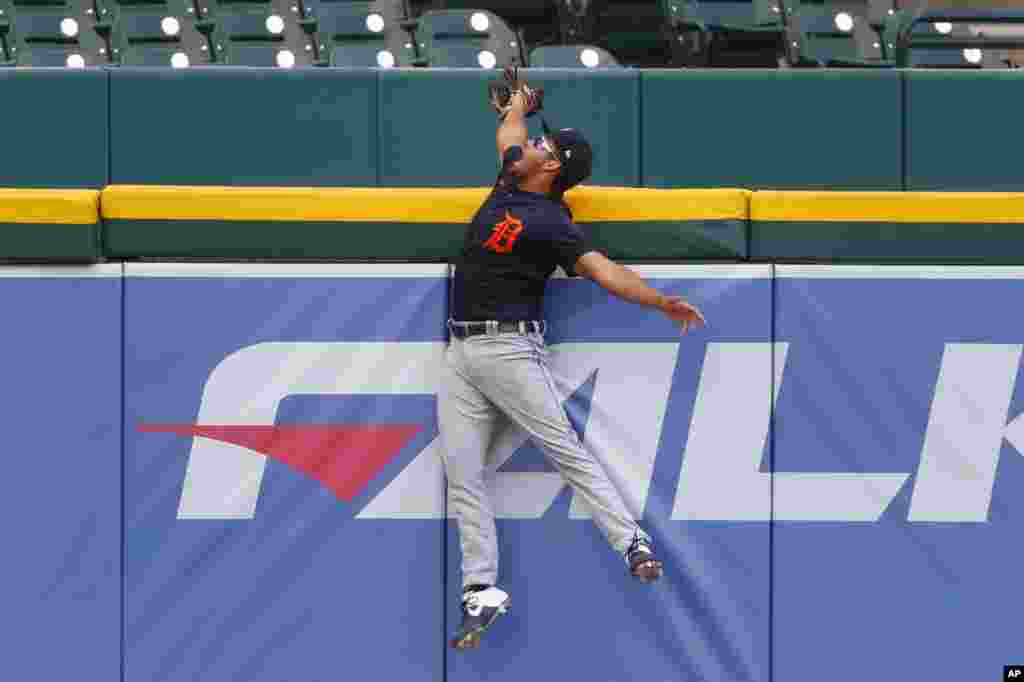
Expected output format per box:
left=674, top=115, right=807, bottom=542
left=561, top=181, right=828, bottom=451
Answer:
left=439, top=338, right=514, bottom=648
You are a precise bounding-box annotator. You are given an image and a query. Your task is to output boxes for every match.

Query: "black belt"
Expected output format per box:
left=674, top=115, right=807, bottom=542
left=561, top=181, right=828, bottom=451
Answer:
left=448, top=320, right=546, bottom=339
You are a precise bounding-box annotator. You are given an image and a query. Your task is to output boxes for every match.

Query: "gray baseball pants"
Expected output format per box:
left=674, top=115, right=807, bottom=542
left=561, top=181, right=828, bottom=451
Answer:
left=438, top=326, right=648, bottom=589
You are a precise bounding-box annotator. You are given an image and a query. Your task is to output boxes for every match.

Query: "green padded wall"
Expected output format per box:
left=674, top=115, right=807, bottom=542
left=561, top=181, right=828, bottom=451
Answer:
left=378, top=70, right=496, bottom=187
left=905, top=71, right=1024, bottom=191
left=0, top=190, right=102, bottom=262
left=101, top=186, right=747, bottom=260
left=750, top=191, right=1024, bottom=263
left=0, top=70, right=108, bottom=189
left=519, top=69, right=641, bottom=187
left=377, top=69, right=640, bottom=187
left=109, top=68, right=378, bottom=186
left=641, top=70, right=903, bottom=191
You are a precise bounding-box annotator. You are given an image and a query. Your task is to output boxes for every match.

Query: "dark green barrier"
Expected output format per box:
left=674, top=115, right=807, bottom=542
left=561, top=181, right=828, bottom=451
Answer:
left=378, top=70, right=496, bottom=187
left=109, top=68, right=377, bottom=186
left=641, top=70, right=903, bottom=191
left=101, top=186, right=747, bottom=260
left=518, top=69, right=641, bottom=187
left=905, top=71, right=1024, bottom=191
left=0, top=190, right=102, bottom=262
left=0, top=70, right=108, bottom=189
left=377, top=69, right=640, bottom=187
left=751, top=191, right=1024, bottom=263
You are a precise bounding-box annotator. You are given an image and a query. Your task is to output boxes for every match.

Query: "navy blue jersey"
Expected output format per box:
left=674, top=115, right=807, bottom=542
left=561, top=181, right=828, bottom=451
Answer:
left=451, top=146, right=598, bottom=322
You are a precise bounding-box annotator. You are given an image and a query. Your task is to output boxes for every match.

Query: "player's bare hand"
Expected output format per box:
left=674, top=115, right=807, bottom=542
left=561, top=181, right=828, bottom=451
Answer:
left=660, top=296, right=705, bottom=334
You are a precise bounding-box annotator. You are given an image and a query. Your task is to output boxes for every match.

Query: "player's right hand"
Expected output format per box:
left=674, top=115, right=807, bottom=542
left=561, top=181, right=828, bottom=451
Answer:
left=660, top=296, right=706, bottom=334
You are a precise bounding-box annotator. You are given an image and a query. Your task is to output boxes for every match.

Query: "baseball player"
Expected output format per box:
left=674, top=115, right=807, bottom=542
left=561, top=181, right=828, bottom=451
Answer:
left=440, top=67, right=705, bottom=650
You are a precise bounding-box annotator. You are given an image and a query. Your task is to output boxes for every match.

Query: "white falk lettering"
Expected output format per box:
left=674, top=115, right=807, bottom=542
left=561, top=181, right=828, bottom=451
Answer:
left=177, top=342, right=1021, bottom=522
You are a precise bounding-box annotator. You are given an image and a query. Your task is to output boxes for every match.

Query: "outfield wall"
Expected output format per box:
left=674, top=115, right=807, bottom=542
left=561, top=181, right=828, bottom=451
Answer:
left=3, top=263, right=1022, bottom=682
left=2, top=186, right=1023, bottom=263
left=3, top=68, right=1024, bottom=191
left=2, top=66, right=1023, bottom=682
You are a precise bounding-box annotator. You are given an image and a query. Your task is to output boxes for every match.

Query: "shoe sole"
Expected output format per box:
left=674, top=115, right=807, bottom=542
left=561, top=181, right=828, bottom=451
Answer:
left=632, top=559, right=664, bottom=583
left=450, top=599, right=510, bottom=650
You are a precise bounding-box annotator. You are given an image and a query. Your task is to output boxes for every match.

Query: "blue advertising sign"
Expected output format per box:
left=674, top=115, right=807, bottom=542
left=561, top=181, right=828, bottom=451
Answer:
left=773, top=265, right=1024, bottom=682
left=0, top=266, right=122, bottom=682
left=124, top=263, right=771, bottom=682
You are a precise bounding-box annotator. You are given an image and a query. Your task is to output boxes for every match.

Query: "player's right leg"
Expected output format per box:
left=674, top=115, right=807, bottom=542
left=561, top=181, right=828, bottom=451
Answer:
left=438, top=339, right=511, bottom=648
left=466, top=331, right=663, bottom=583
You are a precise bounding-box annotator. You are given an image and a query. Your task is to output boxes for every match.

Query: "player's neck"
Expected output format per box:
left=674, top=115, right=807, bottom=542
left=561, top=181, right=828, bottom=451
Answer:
left=517, top=175, right=554, bottom=197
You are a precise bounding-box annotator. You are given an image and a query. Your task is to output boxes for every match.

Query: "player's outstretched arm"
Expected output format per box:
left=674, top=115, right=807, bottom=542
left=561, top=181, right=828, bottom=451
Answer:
left=496, top=92, right=529, bottom=158
left=492, top=66, right=542, bottom=158
left=574, top=251, right=706, bottom=334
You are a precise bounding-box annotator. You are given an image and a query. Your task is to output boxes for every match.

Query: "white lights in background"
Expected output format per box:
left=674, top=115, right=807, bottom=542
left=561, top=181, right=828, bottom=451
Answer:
left=366, top=13, right=384, bottom=33
left=834, top=12, right=853, bottom=32
left=376, top=49, right=396, bottom=68
left=276, top=49, right=296, bottom=67
left=580, top=48, right=599, bottom=67
left=963, top=48, right=982, bottom=63
left=477, top=50, right=496, bottom=68
left=66, top=53, right=85, bottom=68
left=470, top=12, right=489, bottom=32
left=934, top=22, right=953, bottom=34
left=60, top=17, right=79, bottom=37
left=266, top=14, right=285, bottom=35
left=161, top=16, right=180, bottom=36
left=171, top=51, right=190, bottom=68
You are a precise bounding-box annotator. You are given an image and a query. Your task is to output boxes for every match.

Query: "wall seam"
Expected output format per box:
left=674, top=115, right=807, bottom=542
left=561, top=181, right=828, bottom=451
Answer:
left=374, top=70, right=382, bottom=187
left=768, top=262, right=776, bottom=682
left=900, top=70, right=908, bottom=191
left=119, top=262, right=126, bottom=682
left=636, top=71, right=644, bottom=188
left=106, top=67, right=113, bottom=189
left=635, top=71, right=643, bottom=188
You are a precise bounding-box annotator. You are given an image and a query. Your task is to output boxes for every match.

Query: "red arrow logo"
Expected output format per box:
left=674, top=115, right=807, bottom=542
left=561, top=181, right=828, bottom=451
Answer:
left=138, top=424, right=423, bottom=502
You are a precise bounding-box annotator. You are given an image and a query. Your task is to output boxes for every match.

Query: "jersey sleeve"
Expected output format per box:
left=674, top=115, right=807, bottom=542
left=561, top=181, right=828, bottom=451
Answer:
left=546, top=211, right=599, bottom=277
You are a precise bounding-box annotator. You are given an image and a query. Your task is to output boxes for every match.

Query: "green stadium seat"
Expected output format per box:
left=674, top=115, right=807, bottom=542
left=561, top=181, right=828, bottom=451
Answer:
left=528, top=43, right=622, bottom=67
left=303, top=0, right=416, bottom=67
left=586, top=0, right=675, bottom=67
left=431, top=0, right=561, bottom=49
left=884, top=10, right=1003, bottom=68
left=196, top=0, right=316, bottom=65
left=0, top=8, right=11, bottom=63
left=413, top=8, right=520, bottom=67
left=865, top=0, right=893, bottom=33
left=666, top=0, right=789, bottom=66
left=104, top=0, right=211, bottom=66
left=882, top=6, right=1020, bottom=68
left=0, top=0, right=108, bottom=65
left=785, top=4, right=890, bottom=66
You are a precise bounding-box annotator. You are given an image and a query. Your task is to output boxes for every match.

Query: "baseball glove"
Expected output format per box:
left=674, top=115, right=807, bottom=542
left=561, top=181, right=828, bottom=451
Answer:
left=488, top=65, right=544, bottom=119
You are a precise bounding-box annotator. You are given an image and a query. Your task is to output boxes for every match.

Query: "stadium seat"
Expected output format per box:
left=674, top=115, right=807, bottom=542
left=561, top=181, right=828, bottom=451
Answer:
left=666, top=0, right=790, bottom=66
left=586, top=0, right=676, bottom=67
left=0, top=0, right=108, bottom=66
left=0, top=7, right=11, bottom=63
left=103, top=0, right=211, bottom=66
left=529, top=43, right=622, bottom=67
left=303, top=0, right=416, bottom=67
left=883, top=10, right=1002, bottom=68
left=196, top=0, right=316, bottom=65
left=865, top=0, right=894, bottom=33
left=785, top=4, right=890, bottom=67
left=413, top=8, right=520, bottom=67
left=882, top=6, right=1021, bottom=68
left=431, top=0, right=562, bottom=49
